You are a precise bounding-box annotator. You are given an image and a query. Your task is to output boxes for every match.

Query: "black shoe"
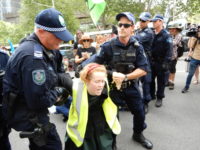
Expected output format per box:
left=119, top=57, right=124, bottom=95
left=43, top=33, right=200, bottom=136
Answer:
left=144, top=104, right=149, bottom=114
left=169, top=82, right=174, bottom=90
left=182, top=87, right=189, bottom=93
left=132, top=133, right=153, bottom=149
left=155, top=99, right=162, bottom=107
left=62, top=115, right=68, bottom=122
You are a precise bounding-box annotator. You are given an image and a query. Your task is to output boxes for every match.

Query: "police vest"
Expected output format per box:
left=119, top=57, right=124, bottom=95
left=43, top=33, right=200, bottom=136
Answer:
left=109, top=38, right=138, bottom=74
left=66, top=79, right=121, bottom=147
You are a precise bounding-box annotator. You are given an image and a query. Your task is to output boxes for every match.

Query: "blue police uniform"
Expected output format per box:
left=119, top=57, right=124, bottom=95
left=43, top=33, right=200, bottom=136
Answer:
left=95, top=36, right=148, bottom=134
left=150, top=29, right=172, bottom=100
left=0, top=50, right=11, bottom=150
left=135, top=27, right=154, bottom=105
left=3, top=34, right=63, bottom=150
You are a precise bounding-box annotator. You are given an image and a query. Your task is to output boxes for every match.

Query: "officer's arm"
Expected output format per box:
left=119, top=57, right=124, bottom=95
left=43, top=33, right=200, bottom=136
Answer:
left=164, top=35, right=173, bottom=62
left=135, top=31, right=154, bottom=44
left=22, top=56, right=64, bottom=110
left=127, top=45, right=147, bottom=79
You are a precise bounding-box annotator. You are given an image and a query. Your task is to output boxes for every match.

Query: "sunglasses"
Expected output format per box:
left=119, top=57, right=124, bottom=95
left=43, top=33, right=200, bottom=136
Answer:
left=118, top=23, right=132, bottom=28
left=140, top=19, right=146, bottom=23
left=83, top=39, right=90, bottom=42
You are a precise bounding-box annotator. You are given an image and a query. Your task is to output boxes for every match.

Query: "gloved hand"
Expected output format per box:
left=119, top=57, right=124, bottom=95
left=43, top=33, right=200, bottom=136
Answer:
left=75, top=64, right=83, bottom=78
left=54, top=87, right=69, bottom=106
left=57, top=73, right=72, bottom=94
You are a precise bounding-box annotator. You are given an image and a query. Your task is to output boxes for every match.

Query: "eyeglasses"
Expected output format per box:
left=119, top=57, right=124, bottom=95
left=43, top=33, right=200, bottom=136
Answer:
left=83, top=39, right=90, bottom=42
left=118, top=23, right=132, bottom=28
left=140, top=19, right=146, bottom=23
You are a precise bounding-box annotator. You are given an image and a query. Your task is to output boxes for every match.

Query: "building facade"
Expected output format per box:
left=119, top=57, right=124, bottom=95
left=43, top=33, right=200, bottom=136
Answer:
left=0, top=0, right=21, bottom=23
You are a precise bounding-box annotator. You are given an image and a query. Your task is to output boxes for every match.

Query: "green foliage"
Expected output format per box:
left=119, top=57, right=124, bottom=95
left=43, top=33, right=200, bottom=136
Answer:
left=0, top=21, right=24, bottom=45
left=101, top=0, right=145, bottom=28
left=185, top=0, right=200, bottom=16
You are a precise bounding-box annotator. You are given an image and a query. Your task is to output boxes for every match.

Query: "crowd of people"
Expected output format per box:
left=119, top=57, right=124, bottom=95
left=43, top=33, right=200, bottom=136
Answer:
left=0, top=7, right=200, bottom=150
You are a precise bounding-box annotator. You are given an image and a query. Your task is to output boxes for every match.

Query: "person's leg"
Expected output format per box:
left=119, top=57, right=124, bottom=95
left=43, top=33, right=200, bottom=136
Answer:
left=0, top=126, right=11, bottom=150
left=141, top=72, right=152, bottom=113
left=168, top=59, right=177, bottom=90
left=150, top=68, right=156, bottom=100
left=193, top=66, right=199, bottom=84
left=123, top=86, right=153, bottom=149
left=185, top=60, right=198, bottom=89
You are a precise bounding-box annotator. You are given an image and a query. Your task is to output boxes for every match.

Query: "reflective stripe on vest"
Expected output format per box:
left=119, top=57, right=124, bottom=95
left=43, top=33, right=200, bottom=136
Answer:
left=66, top=79, right=121, bottom=147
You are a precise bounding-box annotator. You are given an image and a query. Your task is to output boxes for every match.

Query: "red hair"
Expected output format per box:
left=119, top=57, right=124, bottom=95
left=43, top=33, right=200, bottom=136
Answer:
left=80, top=63, right=107, bottom=82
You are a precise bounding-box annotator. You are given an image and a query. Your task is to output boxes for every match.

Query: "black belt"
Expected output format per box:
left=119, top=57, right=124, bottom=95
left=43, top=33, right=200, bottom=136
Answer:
left=121, top=80, right=137, bottom=89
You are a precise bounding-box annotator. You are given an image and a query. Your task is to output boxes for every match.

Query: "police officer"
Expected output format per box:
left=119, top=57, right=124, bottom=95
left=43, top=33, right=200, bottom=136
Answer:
left=0, top=49, right=11, bottom=150
left=94, top=12, right=153, bottom=149
left=150, top=14, right=173, bottom=107
left=135, top=12, right=154, bottom=113
left=3, top=8, right=73, bottom=150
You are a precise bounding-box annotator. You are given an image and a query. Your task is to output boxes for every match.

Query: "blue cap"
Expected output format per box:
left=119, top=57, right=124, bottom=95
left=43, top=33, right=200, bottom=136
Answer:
left=116, top=12, right=135, bottom=24
left=151, top=14, right=164, bottom=22
left=139, top=12, right=151, bottom=21
left=35, top=8, right=73, bottom=42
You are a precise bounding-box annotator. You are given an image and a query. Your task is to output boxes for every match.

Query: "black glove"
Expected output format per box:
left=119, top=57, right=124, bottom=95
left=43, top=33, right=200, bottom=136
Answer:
left=54, top=87, right=69, bottom=106
left=57, top=73, right=72, bottom=94
left=75, top=64, right=83, bottom=78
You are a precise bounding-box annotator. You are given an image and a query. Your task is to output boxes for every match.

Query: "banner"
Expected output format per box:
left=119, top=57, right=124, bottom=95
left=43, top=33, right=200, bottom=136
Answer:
left=86, top=0, right=106, bottom=26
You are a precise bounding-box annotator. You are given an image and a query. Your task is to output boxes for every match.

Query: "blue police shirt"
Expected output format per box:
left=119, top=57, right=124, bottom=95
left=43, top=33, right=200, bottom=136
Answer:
left=3, top=33, right=64, bottom=130
left=151, top=29, right=173, bottom=62
left=0, top=49, right=9, bottom=70
left=135, top=27, right=154, bottom=52
left=95, top=36, right=148, bottom=72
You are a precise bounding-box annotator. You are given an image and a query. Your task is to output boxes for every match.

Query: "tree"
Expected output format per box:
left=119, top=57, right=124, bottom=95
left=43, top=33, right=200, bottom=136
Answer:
left=185, top=0, right=200, bottom=16
left=19, top=0, right=80, bottom=35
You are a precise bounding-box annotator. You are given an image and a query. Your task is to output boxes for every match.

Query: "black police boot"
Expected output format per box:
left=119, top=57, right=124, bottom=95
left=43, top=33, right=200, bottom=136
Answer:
left=132, top=133, right=153, bottom=149
left=144, top=103, right=149, bottom=114
left=155, top=99, right=162, bottom=107
left=182, top=87, right=189, bottom=93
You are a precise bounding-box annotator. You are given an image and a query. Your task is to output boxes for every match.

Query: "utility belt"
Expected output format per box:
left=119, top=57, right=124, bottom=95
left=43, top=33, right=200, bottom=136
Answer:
left=121, top=80, right=137, bottom=89
left=111, top=79, right=137, bottom=90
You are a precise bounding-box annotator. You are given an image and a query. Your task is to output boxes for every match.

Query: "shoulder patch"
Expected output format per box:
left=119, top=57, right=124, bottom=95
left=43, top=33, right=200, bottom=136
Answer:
left=32, top=69, right=46, bottom=85
left=140, top=32, right=146, bottom=37
left=34, top=44, right=43, bottom=59
left=166, top=37, right=172, bottom=43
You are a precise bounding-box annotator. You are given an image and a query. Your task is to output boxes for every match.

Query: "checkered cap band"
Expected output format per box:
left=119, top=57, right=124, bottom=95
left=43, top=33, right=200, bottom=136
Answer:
left=35, top=23, right=66, bottom=32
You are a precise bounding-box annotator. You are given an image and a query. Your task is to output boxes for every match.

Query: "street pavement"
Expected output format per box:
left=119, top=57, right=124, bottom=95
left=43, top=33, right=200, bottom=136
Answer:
left=9, top=56, right=200, bottom=150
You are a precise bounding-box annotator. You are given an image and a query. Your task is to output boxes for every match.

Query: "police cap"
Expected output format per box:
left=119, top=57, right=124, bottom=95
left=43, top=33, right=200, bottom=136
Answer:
left=35, top=8, right=73, bottom=42
left=151, top=14, right=164, bottom=22
left=116, top=12, right=135, bottom=24
left=139, top=12, right=151, bottom=21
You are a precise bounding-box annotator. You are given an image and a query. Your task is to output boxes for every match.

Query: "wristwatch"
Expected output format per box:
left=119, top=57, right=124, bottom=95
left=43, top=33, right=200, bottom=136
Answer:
left=124, top=75, right=128, bottom=82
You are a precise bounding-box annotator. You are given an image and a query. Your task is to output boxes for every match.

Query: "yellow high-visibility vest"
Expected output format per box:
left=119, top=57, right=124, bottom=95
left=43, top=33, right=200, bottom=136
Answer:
left=66, top=79, right=121, bottom=147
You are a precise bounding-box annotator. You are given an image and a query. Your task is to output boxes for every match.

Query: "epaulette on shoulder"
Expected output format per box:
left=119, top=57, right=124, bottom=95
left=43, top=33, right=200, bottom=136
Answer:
left=131, top=36, right=140, bottom=48
left=33, top=44, right=43, bottom=59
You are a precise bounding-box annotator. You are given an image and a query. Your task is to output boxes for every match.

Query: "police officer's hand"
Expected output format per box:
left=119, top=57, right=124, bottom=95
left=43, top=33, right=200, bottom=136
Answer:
left=112, top=72, right=125, bottom=90
left=57, top=73, right=72, bottom=94
left=54, top=87, right=69, bottom=106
